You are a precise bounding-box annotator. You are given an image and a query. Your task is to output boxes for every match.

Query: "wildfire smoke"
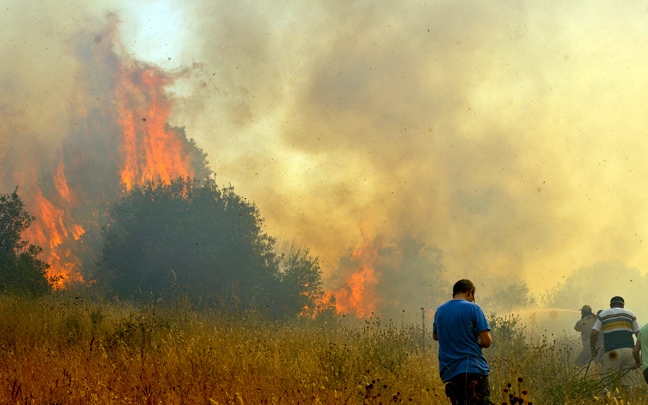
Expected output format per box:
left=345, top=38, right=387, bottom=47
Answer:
left=2, top=19, right=205, bottom=285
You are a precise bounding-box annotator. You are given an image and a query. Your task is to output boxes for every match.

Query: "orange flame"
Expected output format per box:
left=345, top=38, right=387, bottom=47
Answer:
left=316, top=234, right=382, bottom=318
left=21, top=183, right=84, bottom=285
left=53, top=157, right=74, bottom=204
left=117, top=68, right=194, bottom=191
left=9, top=24, right=198, bottom=287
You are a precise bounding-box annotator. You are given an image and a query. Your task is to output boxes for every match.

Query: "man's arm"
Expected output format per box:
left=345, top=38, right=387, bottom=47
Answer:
left=432, top=320, right=438, bottom=341
left=590, top=330, right=600, bottom=357
left=633, top=340, right=642, bottom=369
left=478, top=330, right=492, bottom=348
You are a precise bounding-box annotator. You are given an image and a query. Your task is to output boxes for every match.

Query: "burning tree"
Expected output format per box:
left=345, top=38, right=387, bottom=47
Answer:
left=317, top=236, right=448, bottom=322
left=0, top=18, right=324, bottom=315
left=0, top=188, right=53, bottom=296
left=1, top=19, right=211, bottom=286
left=271, top=248, right=323, bottom=318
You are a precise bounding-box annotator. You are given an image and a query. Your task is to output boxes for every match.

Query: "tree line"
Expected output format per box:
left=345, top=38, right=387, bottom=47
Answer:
left=0, top=178, right=323, bottom=318
left=1, top=177, right=542, bottom=319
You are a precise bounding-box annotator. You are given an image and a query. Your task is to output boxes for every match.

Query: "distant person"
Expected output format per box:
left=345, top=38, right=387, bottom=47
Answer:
left=632, top=322, right=648, bottom=385
left=574, top=304, right=599, bottom=367
left=433, top=279, right=493, bottom=405
left=591, top=296, right=641, bottom=394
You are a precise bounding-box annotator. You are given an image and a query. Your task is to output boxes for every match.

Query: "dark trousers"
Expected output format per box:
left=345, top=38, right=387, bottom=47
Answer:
left=444, top=373, right=492, bottom=405
left=643, top=368, right=648, bottom=384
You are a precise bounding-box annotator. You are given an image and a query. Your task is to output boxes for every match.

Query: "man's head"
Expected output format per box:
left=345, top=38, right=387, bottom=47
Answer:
left=452, top=279, right=476, bottom=302
left=610, top=296, right=625, bottom=308
left=580, top=304, right=592, bottom=317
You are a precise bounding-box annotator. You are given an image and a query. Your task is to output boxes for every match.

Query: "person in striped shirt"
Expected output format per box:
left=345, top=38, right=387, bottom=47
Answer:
left=590, top=296, right=641, bottom=395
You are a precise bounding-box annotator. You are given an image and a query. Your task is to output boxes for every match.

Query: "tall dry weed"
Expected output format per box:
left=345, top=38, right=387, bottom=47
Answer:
left=0, top=295, right=646, bottom=404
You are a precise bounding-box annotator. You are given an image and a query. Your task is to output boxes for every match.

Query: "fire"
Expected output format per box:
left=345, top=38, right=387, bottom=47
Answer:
left=5, top=22, right=199, bottom=286
left=317, top=235, right=382, bottom=318
left=116, top=68, right=194, bottom=191
left=21, top=184, right=84, bottom=285
left=53, top=157, right=74, bottom=204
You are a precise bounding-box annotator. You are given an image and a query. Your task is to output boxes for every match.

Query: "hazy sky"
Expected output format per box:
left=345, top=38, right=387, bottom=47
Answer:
left=3, top=0, right=648, bottom=299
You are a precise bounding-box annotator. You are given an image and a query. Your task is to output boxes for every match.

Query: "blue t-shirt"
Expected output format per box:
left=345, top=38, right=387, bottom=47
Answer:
left=433, top=299, right=490, bottom=382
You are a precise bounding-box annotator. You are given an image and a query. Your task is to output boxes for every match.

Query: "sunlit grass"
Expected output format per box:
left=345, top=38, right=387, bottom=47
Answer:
left=0, top=293, right=645, bottom=404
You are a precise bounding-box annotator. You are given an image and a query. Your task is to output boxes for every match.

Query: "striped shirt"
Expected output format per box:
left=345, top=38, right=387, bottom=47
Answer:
left=592, top=307, right=640, bottom=353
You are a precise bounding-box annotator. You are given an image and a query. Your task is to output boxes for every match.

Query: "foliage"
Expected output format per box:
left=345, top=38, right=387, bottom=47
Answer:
left=61, top=124, right=215, bottom=280
left=171, top=126, right=213, bottom=184
left=380, top=238, right=448, bottom=309
left=90, top=177, right=322, bottom=317
left=484, top=282, right=536, bottom=313
left=0, top=293, right=441, bottom=404
left=481, top=313, right=647, bottom=404
left=0, top=294, right=646, bottom=403
left=378, top=238, right=449, bottom=322
left=0, top=187, right=52, bottom=296
left=270, top=248, right=323, bottom=318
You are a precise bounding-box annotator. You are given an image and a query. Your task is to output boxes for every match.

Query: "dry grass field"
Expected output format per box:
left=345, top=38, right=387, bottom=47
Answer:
left=0, top=292, right=645, bottom=404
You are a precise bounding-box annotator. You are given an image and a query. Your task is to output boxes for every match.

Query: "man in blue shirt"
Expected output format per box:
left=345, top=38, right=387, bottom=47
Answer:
left=433, top=279, right=493, bottom=405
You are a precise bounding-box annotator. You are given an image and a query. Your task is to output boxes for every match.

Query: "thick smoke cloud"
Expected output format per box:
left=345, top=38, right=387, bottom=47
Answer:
left=0, top=1, right=116, bottom=191
left=4, top=1, right=648, bottom=304
left=176, top=1, right=648, bottom=297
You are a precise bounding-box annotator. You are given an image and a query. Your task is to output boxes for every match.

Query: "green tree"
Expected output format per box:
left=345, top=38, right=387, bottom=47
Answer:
left=377, top=238, right=448, bottom=321
left=484, top=281, right=536, bottom=313
left=91, top=177, right=321, bottom=316
left=270, top=249, right=323, bottom=318
left=0, top=188, right=52, bottom=296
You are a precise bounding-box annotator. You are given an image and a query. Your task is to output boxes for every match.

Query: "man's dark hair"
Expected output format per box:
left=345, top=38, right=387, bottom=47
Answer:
left=453, top=279, right=476, bottom=297
left=610, top=296, right=625, bottom=307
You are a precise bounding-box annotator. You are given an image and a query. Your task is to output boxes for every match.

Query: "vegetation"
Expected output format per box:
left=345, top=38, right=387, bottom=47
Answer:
left=0, top=293, right=643, bottom=404
left=89, top=178, right=323, bottom=318
left=0, top=293, right=440, bottom=404
left=0, top=188, right=52, bottom=296
left=3, top=182, right=646, bottom=403
left=376, top=238, right=448, bottom=320
left=485, top=313, right=648, bottom=404
left=484, top=282, right=536, bottom=314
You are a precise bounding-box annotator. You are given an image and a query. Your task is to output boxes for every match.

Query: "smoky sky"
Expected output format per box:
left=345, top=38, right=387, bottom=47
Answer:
left=4, top=0, right=648, bottom=299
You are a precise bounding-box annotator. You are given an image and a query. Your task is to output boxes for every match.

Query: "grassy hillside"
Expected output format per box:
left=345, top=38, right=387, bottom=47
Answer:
left=0, top=293, right=643, bottom=404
